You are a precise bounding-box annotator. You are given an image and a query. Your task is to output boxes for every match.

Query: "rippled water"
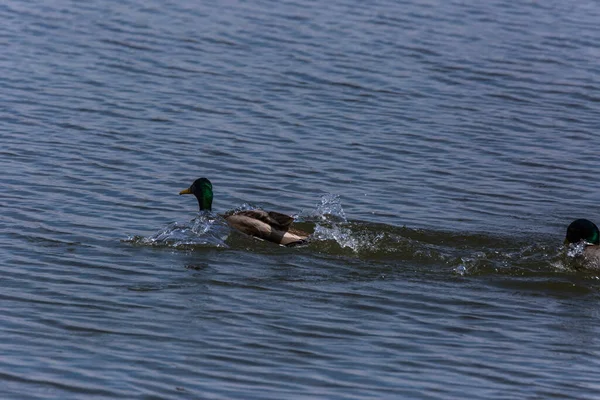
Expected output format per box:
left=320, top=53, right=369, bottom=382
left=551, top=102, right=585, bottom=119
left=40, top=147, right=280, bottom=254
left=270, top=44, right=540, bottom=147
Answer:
left=3, top=0, right=600, bottom=398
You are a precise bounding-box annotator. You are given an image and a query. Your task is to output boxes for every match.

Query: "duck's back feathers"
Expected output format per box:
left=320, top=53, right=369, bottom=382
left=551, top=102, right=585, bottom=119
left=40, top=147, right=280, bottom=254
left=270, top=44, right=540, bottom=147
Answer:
left=584, top=246, right=600, bottom=260
left=266, top=211, right=295, bottom=228
left=223, top=210, right=308, bottom=246
left=224, top=210, right=295, bottom=228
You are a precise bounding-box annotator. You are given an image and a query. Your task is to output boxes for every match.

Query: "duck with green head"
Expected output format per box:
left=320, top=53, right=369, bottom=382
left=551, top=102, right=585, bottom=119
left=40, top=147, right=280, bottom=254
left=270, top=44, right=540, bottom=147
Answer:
left=179, top=178, right=309, bottom=246
left=565, top=218, right=600, bottom=260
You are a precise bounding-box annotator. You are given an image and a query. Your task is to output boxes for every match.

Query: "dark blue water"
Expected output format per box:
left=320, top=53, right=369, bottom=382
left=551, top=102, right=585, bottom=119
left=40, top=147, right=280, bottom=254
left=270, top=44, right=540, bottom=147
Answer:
left=3, top=0, right=600, bottom=398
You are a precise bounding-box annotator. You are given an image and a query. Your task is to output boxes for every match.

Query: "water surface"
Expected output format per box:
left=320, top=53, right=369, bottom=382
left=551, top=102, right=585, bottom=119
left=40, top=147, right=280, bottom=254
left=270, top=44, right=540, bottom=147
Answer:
left=2, top=0, right=600, bottom=398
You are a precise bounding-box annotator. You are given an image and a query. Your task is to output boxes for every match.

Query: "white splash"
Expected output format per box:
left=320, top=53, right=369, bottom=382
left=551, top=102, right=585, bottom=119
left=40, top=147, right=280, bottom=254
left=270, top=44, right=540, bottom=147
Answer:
left=566, top=241, right=586, bottom=258
left=127, top=212, right=230, bottom=248
left=296, top=193, right=347, bottom=223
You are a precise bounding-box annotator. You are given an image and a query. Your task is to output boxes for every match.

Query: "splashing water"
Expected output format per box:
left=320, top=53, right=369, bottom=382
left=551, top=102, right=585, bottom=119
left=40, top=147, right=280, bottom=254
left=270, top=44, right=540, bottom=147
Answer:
left=313, top=224, right=359, bottom=250
left=296, top=194, right=347, bottom=223
left=125, top=212, right=230, bottom=249
left=566, top=241, right=587, bottom=258
left=297, top=194, right=387, bottom=252
left=315, top=193, right=348, bottom=223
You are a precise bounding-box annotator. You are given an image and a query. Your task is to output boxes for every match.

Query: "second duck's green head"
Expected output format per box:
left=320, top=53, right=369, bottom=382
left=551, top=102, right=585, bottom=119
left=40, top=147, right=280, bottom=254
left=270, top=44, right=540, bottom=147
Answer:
left=179, top=177, right=213, bottom=211
left=565, top=219, right=600, bottom=245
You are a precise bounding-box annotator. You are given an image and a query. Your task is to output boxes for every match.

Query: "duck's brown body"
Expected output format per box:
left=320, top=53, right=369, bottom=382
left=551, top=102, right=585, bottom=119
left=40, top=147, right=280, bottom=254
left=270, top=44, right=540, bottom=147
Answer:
left=223, top=210, right=308, bottom=246
left=582, top=246, right=600, bottom=263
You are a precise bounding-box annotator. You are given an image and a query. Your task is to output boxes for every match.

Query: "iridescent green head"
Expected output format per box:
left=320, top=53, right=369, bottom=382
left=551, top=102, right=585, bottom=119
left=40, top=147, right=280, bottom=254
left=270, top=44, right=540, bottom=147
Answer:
left=565, top=219, right=600, bottom=245
left=179, top=177, right=213, bottom=211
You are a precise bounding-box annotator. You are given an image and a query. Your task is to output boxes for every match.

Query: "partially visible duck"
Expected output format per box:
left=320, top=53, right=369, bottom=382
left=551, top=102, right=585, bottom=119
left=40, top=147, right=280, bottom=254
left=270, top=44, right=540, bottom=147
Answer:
left=179, top=178, right=309, bottom=246
left=565, top=218, right=600, bottom=261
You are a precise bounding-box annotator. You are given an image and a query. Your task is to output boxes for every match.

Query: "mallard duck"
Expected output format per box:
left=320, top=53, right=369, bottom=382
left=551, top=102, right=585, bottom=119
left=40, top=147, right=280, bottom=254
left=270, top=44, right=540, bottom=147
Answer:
left=179, top=178, right=309, bottom=246
left=565, top=219, right=600, bottom=261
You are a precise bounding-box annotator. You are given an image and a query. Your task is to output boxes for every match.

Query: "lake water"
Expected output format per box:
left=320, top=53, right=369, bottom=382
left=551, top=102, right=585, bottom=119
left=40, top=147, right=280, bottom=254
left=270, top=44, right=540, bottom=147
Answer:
left=3, top=0, right=600, bottom=398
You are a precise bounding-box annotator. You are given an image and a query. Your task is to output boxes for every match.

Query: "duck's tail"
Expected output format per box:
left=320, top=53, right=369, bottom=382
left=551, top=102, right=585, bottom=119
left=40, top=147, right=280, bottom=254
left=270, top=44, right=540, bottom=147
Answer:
left=285, top=238, right=310, bottom=247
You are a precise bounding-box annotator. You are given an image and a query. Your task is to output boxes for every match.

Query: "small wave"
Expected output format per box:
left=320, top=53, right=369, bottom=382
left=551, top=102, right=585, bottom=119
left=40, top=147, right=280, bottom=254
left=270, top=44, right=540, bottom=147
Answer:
left=123, top=195, right=594, bottom=277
